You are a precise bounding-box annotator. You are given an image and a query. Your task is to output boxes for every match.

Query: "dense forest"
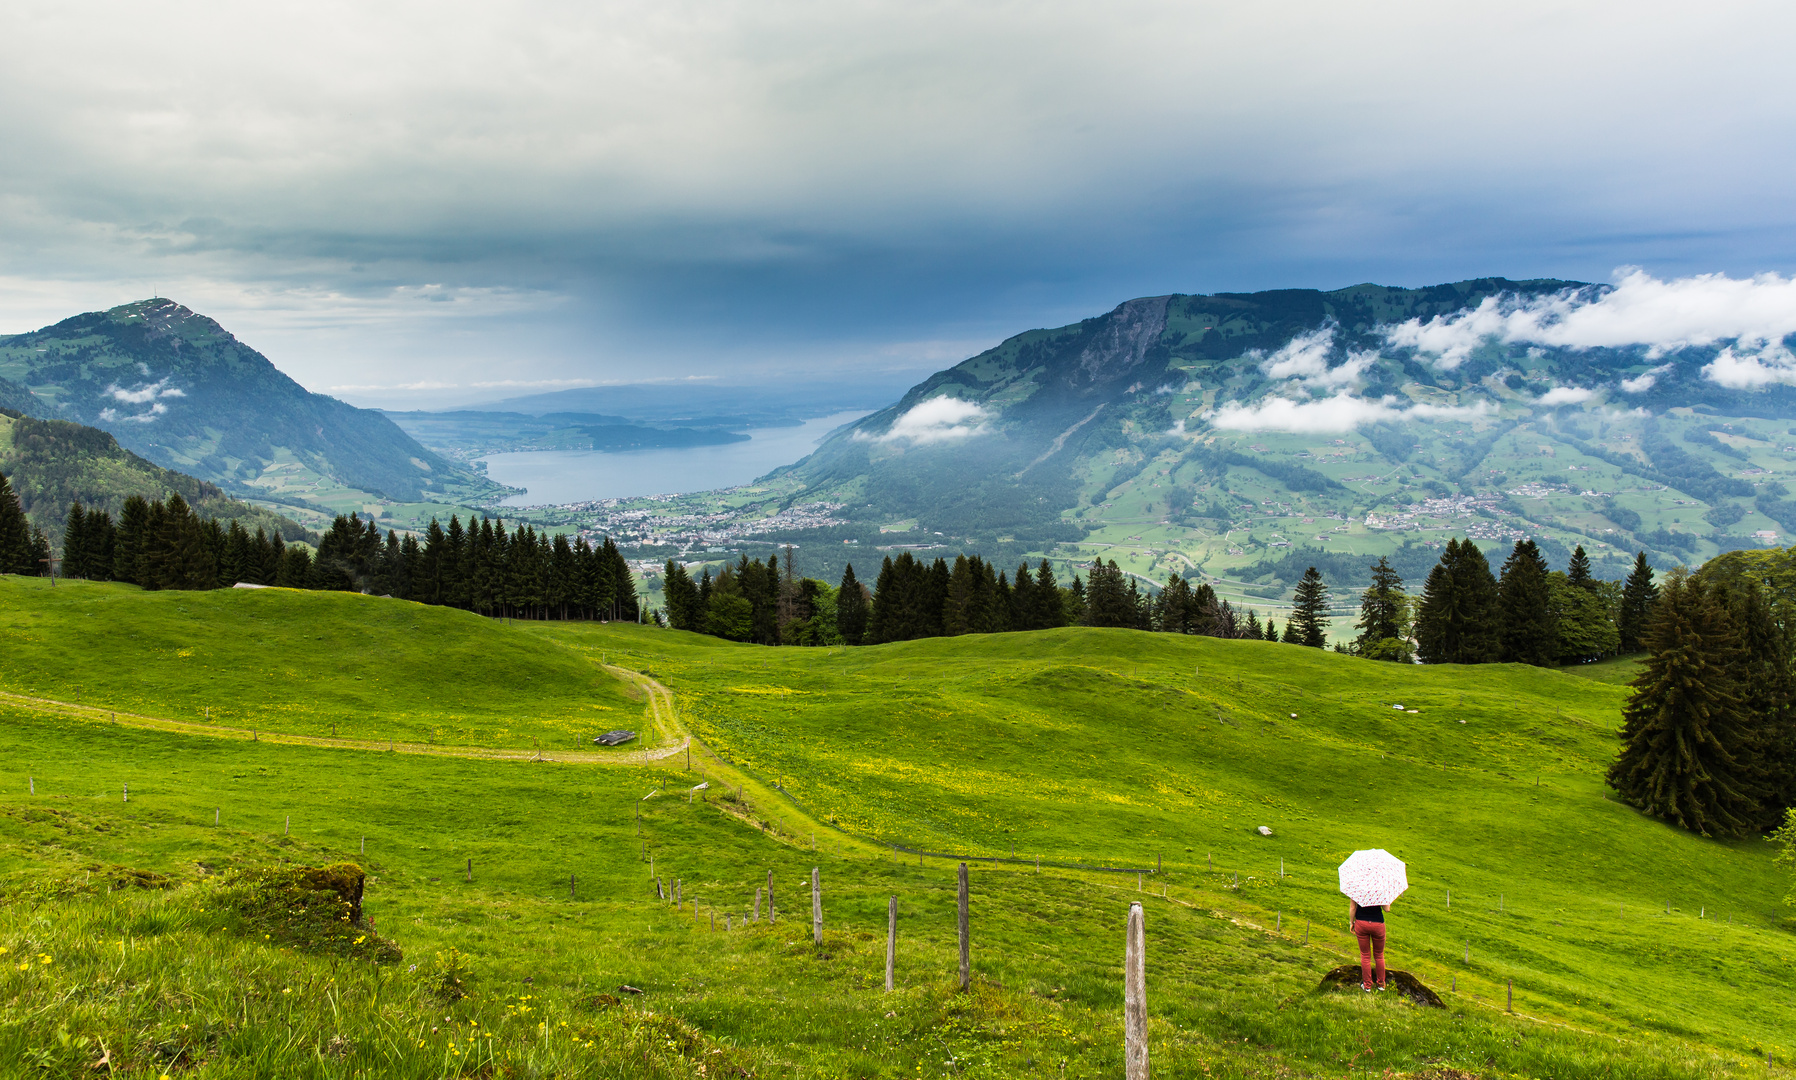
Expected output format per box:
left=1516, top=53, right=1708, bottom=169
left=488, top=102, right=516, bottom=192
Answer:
left=34, top=489, right=640, bottom=621
left=659, top=549, right=1295, bottom=646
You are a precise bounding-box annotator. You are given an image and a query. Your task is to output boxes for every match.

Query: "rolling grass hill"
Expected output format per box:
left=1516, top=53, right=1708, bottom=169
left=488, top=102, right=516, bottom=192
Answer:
left=0, top=575, right=1790, bottom=1077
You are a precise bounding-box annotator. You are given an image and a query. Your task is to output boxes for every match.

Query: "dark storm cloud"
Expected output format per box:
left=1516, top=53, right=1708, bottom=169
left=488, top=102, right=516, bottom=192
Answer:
left=2, top=0, right=1794, bottom=405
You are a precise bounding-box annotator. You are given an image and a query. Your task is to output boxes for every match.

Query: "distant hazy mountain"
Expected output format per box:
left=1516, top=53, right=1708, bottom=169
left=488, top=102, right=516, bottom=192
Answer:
left=384, top=410, right=751, bottom=459
left=0, top=408, right=310, bottom=547
left=0, top=299, right=502, bottom=507
left=482, top=375, right=919, bottom=428
left=775, top=278, right=1796, bottom=588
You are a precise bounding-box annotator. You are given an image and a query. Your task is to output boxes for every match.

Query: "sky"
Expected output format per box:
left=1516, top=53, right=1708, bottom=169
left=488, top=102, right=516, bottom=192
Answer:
left=3, top=0, right=1795, bottom=410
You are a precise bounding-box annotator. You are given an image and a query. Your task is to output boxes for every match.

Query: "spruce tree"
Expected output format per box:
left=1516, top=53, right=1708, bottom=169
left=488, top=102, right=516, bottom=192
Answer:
left=1618, top=552, right=1659, bottom=653
left=1280, top=618, right=1300, bottom=644
left=836, top=563, right=869, bottom=645
left=1010, top=562, right=1035, bottom=630
left=63, top=503, right=88, bottom=579
left=1353, top=557, right=1408, bottom=660
left=663, top=560, right=699, bottom=630
left=1733, top=583, right=1795, bottom=826
left=1567, top=545, right=1593, bottom=588
left=1264, top=617, right=1279, bottom=642
left=1414, top=538, right=1501, bottom=664
left=1033, top=561, right=1066, bottom=629
left=113, top=496, right=150, bottom=585
left=0, top=471, right=31, bottom=574
left=1497, top=539, right=1555, bottom=666
left=1608, top=572, right=1763, bottom=836
left=1289, top=566, right=1330, bottom=648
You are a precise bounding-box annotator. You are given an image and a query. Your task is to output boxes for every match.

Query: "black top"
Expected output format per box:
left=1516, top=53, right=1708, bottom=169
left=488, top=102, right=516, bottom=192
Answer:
left=1353, top=902, right=1384, bottom=923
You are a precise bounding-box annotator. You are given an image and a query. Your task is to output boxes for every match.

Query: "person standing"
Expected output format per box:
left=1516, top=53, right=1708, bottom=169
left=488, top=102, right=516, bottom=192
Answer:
left=1350, top=897, right=1390, bottom=991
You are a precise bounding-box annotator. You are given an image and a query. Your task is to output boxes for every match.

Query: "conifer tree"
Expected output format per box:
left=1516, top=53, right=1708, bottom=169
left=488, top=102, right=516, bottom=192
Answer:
left=1567, top=545, right=1593, bottom=588
left=1732, top=583, right=1795, bottom=825
left=1155, top=573, right=1194, bottom=633
left=1619, top=551, right=1659, bottom=653
left=83, top=509, right=116, bottom=581
left=1498, top=539, right=1555, bottom=665
left=663, top=560, right=699, bottom=630
left=277, top=544, right=312, bottom=587
left=1264, top=617, right=1279, bottom=642
left=836, top=563, right=869, bottom=645
left=1245, top=609, right=1263, bottom=640
left=63, top=502, right=88, bottom=578
left=1290, top=566, right=1330, bottom=648
left=1609, top=571, right=1763, bottom=836
left=1010, top=562, right=1035, bottom=629
left=0, top=471, right=33, bottom=574
left=1280, top=617, right=1300, bottom=644
left=1033, top=561, right=1066, bottom=629
left=1354, top=557, right=1410, bottom=661
left=1414, top=538, right=1501, bottom=664
left=1064, top=573, right=1086, bottom=625
left=113, top=496, right=150, bottom=585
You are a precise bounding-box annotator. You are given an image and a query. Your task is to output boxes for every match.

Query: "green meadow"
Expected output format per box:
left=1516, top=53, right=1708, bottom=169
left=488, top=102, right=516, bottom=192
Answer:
left=0, top=575, right=1791, bottom=1078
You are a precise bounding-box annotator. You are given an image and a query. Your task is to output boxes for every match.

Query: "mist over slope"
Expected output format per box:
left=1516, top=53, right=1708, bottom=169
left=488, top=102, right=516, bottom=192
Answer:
left=774, top=274, right=1796, bottom=591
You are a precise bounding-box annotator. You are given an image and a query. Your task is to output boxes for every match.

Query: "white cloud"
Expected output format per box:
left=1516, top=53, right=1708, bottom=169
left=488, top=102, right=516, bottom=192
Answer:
left=105, top=377, right=184, bottom=404
left=1260, top=327, right=1334, bottom=379
left=1618, top=364, right=1671, bottom=393
left=1254, top=327, right=1380, bottom=390
left=1701, top=344, right=1796, bottom=388
left=1207, top=393, right=1488, bottom=433
left=98, top=402, right=168, bottom=423
left=1383, top=270, right=1796, bottom=371
left=875, top=397, right=991, bottom=444
left=1536, top=386, right=1595, bottom=405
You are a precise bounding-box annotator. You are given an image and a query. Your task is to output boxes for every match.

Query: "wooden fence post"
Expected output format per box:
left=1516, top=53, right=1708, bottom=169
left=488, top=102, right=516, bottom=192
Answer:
left=570, top=875, right=576, bottom=900
left=1125, top=902, right=1148, bottom=1080
left=958, top=862, right=971, bottom=991
left=755, top=887, right=762, bottom=922
left=767, top=870, right=775, bottom=923
left=466, top=858, right=472, bottom=883
left=886, top=895, right=897, bottom=992
left=812, top=868, right=822, bottom=945
left=1506, top=979, right=1513, bottom=1012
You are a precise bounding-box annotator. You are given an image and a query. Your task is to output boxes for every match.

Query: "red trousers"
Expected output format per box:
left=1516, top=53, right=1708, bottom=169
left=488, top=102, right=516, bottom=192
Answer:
left=1353, top=920, right=1386, bottom=988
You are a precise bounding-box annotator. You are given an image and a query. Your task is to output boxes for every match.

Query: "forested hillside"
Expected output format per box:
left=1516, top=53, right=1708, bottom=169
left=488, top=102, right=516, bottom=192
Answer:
left=0, top=409, right=307, bottom=546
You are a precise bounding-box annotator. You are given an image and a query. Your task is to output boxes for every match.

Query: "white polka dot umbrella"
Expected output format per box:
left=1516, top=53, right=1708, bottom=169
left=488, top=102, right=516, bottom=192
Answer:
left=1338, top=849, right=1408, bottom=907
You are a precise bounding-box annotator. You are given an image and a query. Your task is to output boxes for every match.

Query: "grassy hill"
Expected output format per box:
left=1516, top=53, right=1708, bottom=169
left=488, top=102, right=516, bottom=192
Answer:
left=0, top=575, right=1789, bottom=1077
left=0, top=409, right=309, bottom=546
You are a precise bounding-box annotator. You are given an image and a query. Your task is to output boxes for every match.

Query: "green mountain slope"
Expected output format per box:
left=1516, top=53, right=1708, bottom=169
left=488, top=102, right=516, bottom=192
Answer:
left=0, top=299, right=505, bottom=510
left=0, top=409, right=311, bottom=546
left=0, top=578, right=1787, bottom=1076
left=772, top=279, right=1796, bottom=594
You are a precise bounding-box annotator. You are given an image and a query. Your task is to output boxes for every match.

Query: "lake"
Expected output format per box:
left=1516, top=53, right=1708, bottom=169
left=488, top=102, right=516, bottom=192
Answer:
left=480, top=410, right=868, bottom=505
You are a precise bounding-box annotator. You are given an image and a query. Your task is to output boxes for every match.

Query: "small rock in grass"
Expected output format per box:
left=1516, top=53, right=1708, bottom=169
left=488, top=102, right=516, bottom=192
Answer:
left=1257, top=826, right=1273, bottom=836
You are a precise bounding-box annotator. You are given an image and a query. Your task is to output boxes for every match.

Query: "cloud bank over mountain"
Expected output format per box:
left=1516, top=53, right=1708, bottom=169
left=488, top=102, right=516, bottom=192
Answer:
left=1385, top=270, right=1796, bottom=384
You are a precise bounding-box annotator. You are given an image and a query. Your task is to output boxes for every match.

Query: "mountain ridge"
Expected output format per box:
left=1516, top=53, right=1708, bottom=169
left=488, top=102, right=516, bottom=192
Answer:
left=765, top=276, right=1796, bottom=590
left=0, top=299, right=504, bottom=509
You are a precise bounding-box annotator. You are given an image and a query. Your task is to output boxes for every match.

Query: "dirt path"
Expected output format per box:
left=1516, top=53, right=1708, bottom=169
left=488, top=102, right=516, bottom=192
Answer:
left=0, top=664, right=692, bottom=766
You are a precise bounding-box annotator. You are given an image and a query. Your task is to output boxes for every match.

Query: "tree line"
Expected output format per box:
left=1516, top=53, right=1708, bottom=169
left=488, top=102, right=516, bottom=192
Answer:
left=45, top=495, right=639, bottom=621
left=1609, top=551, right=1796, bottom=839
left=659, top=550, right=1334, bottom=646
left=0, top=472, right=52, bottom=575
left=1347, top=538, right=1657, bottom=666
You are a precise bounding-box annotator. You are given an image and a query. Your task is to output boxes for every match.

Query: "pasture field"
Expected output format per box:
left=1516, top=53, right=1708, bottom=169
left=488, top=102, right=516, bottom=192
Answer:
left=0, top=575, right=1790, bottom=1078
